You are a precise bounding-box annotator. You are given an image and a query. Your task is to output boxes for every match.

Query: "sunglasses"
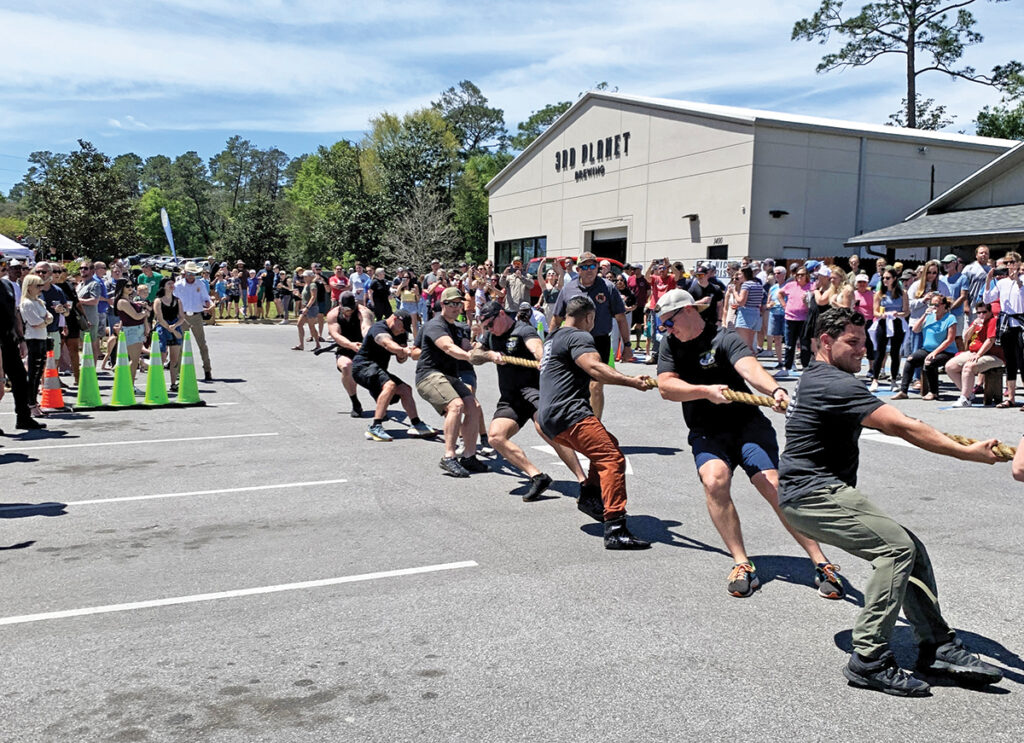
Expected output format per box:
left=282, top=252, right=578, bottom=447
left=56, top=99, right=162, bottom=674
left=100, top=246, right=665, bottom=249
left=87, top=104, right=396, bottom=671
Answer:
left=658, top=309, right=683, bottom=330
left=481, top=316, right=496, bottom=330
left=578, top=263, right=598, bottom=270
left=442, top=300, right=462, bottom=307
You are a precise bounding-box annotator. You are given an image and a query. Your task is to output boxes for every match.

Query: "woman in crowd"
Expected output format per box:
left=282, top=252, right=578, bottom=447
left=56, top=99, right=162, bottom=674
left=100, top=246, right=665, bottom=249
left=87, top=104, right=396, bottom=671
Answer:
left=19, top=273, right=52, bottom=416
left=397, top=268, right=422, bottom=337
left=803, top=266, right=834, bottom=354
left=851, top=273, right=876, bottom=376
left=984, top=251, right=1024, bottom=408
left=274, top=269, right=293, bottom=324
left=293, top=270, right=321, bottom=351
left=945, top=302, right=1003, bottom=408
left=723, top=271, right=742, bottom=329
left=153, top=277, right=185, bottom=393
left=891, top=294, right=956, bottom=401
left=55, top=264, right=83, bottom=385
left=765, top=265, right=787, bottom=368
left=540, top=268, right=561, bottom=327
left=869, top=266, right=910, bottom=392
left=112, top=278, right=150, bottom=387
left=828, top=266, right=852, bottom=309
left=777, top=265, right=811, bottom=377
left=905, top=260, right=941, bottom=389
left=732, top=265, right=764, bottom=350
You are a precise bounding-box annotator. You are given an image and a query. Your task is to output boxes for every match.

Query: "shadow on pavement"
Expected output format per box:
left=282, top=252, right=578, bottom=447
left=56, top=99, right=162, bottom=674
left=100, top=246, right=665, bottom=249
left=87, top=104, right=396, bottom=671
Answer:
left=0, top=502, right=68, bottom=518
left=581, top=515, right=731, bottom=555
left=6, top=428, right=74, bottom=443
left=620, top=445, right=684, bottom=457
left=834, top=625, right=1022, bottom=689
left=0, top=453, right=40, bottom=465
left=0, top=540, right=36, bottom=550
left=752, top=554, right=866, bottom=607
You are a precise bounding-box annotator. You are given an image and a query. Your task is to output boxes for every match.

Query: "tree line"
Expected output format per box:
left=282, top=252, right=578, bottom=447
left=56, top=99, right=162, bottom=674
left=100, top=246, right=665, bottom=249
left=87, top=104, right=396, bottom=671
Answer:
left=0, top=81, right=573, bottom=270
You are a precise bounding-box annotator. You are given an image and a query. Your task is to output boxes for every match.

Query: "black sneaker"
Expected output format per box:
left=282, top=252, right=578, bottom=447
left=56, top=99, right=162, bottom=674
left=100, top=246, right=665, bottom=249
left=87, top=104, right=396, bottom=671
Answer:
left=844, top=651, right=931, bottom=697
left=727, top=562, right=761, bottom=598
left=815, top=562, right=845, bottom=600
left=439, top=456, right=470, bottom=478
left=350, top=401, right=363, bottom=418
left=916, top=636, right=1003, bottom=685
left=457, top=455, right=489, bottom=473
left=522, top=473, right=552, bottom=502
left=603, top=516, right=651, bottom=550
left=16, top=418, right=46, bottom=430
left=576, top=483, right=604, bottom=522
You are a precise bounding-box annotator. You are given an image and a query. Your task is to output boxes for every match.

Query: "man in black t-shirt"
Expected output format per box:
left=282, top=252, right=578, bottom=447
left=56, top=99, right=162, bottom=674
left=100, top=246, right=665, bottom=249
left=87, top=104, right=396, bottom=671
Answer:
left=471, top=302, right=585, bottom=502
left=654, top=288, right=841, bottom=600
left=687, top=263, right=724, bottom=325
left=351, top=310, right=436, bottom=442
left=368, top=267, right=393, bottom=321
left=779, top=307, right=1001, bottom=696
left=326, top=291, right=375, bottom=418
left=414, top=286, right=487, bottom=478
left=539, top=295, right=654, bottom=550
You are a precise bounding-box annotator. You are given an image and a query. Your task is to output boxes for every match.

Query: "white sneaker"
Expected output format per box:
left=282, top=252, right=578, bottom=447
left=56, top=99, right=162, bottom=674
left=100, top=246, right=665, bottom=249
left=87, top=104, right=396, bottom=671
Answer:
left=868, top=379, right=879, bottom=393
left=950, top=397, right=972, bottom=408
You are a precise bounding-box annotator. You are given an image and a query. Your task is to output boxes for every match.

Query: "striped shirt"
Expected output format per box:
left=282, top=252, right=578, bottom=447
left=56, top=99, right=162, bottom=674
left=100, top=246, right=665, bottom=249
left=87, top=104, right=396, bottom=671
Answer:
left=741, top=280, right=764, bottom=310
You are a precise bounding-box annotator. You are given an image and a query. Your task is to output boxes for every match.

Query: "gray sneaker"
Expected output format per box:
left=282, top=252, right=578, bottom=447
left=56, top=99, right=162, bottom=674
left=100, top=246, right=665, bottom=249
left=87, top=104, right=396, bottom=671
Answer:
left=365, top=423, right=393, bottom=442
left=439, top=456, right=470, bottom=478
left=408, top=421, right=438, bottom=438
left=916, top=636, right=1002, bottom=685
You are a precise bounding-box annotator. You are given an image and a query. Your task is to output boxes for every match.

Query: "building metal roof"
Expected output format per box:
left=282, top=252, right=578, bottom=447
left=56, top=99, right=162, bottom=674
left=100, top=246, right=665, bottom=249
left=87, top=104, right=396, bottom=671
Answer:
left=486, top=91, right=1016, bottom=193
left=846, top=204, right=1024, bottom=248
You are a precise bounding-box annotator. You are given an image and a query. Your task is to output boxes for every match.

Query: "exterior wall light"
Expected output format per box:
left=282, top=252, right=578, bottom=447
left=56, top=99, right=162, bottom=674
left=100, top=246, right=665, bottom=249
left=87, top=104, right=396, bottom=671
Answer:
left=768, top=210, right=789, bottom=218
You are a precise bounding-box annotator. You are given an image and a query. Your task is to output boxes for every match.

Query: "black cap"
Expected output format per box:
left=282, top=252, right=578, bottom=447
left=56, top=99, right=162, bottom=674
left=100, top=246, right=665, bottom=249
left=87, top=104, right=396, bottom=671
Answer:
left=339, top=291, right=356, bottom=309
left=477, top=301, right=503, bottom=322
left=393, top=309, right=412, bottom=332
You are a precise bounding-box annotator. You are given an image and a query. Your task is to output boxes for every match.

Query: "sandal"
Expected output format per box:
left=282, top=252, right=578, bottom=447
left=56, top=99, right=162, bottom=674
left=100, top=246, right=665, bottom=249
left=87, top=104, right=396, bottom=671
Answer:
left=996, top=400, right=1017, bottom=408
left=291, top=345, right=304, bottom=351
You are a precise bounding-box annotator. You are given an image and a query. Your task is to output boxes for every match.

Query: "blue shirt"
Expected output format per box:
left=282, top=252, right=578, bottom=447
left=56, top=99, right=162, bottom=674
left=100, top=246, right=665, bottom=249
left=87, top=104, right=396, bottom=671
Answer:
left=939, top=272, right=968, bottom=317
left=552, top=276, right=626, bottom=337
left=921, top=313, right=956, bottom=351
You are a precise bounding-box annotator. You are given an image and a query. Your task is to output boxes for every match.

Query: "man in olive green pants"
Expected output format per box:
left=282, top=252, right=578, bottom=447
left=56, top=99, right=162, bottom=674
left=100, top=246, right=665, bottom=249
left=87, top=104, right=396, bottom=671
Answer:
left=778, top=307, right=1002, bottom=697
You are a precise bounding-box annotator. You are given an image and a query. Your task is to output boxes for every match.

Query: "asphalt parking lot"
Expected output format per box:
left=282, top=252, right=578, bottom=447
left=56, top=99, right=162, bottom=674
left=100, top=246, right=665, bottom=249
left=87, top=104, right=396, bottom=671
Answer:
left=2, top=324, right=1023, bottom=742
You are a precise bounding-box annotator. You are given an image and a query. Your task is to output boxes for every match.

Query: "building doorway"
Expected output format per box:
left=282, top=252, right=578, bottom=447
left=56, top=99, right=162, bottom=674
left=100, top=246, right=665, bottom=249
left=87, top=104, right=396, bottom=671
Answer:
left=591, top=238, right=627, bottom=263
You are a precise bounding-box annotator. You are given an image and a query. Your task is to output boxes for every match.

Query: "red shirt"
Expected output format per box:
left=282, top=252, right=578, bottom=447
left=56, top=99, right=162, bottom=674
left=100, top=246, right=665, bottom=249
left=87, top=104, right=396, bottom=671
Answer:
left=965, top=314, right=1003, bottom=359
left=328, top=274, right=349, bottom=301
left=647, top=274, right=677, bottom=310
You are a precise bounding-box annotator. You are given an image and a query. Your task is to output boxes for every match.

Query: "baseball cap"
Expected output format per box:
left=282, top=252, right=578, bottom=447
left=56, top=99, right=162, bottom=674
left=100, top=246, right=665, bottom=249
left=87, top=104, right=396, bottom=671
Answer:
left=817, top=266, right=832, bottom=277
left=264, top=260, right=271, bottom=267
left=901, top=269, right=916, bottom=281
left=694, top=263, right=708, bottom=274
left=941, top=253, right=959, bottom=264
left=855, top=273, right=870, bottom=283
left=654, top=288, right=701, bottom=316
left=339, top=291, right=356, bottom=309
left=578, top=251, right=597, bottom=264
left=477, top=301, right=503, bottom=322
left=805, top=260, right=822, bottom=271
left=440, top=286, right=463, bottom=302
left=518, top=301, right=532, bottom=312
left=392, top=309, right=412, bottom=332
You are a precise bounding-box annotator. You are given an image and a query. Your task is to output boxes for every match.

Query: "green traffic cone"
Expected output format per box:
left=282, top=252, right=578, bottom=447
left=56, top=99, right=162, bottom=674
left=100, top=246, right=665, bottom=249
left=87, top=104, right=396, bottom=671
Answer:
left=143, top=331, right=169, bottom=405
left=108, top=331, right=137, bottom=406
left=177, top=331, right=201, bottom=404
left=536, top=320, right=545, bottom=340
left=75, top=332, right=103, bottom=408
left=608, top=343, right=616, bottom=369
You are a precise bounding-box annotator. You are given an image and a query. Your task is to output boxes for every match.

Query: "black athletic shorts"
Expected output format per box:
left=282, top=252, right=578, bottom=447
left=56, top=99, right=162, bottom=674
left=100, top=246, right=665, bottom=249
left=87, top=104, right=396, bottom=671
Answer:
left=494, top=387, right=540, bottom=429
left=592, top=334, right=612, bottom=366
left=352, top=361, right=403, bottom=404
left=631, top=306, right=645, bottom=327
left=336, top=346, right=357, bottom=360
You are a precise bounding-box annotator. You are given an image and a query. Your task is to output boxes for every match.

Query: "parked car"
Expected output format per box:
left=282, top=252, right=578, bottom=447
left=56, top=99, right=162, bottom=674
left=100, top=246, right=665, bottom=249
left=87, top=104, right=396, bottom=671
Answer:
left=526, top=255, right=625, bottom=299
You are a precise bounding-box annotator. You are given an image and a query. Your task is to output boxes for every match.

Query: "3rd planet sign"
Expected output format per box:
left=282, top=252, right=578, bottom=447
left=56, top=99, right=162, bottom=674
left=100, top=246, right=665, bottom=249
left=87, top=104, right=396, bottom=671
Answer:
left=555, top=131, right=631, bottom=181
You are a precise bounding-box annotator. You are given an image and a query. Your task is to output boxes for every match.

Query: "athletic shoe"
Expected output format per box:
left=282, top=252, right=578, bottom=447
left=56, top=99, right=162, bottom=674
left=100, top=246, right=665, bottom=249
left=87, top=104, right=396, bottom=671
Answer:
left=773, top=368, right=789, bottom=379
left=365, top=423, right=393, bottom=442
left=277, top=319, right=288, bottom=325
left=169, top=383, right=179, bottom=394
left=439, top=456, right=470, bottom=478
left=868, top=379, right=879, bottom=393
left=523, top=473, right=552, bottom=502
left=478, top=438, right=496, bottom=456
left=844, top=651, right=931, bottom=697
left=15, top=417, right=46, bottom=430
left=349, top=401, right=363, bottom=419
left=457, top=455, right=489, bottom=473
left=916, top=636, right=1003, bottom=685
left=408, top=421, right=438, bottom=437
left=727, top=562, right=761, bottom=598
left=950, top=397, right=972, bottom=408
left=603, top=516, right=652, bottom=550
left=577, top=483, right=605, bottom=522
left=815, top=562, right=845, bottom=600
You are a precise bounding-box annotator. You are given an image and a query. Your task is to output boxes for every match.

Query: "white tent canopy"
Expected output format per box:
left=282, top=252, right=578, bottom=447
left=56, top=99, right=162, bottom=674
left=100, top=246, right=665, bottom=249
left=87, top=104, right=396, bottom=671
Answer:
left=0, top=233, right=35, bottom=263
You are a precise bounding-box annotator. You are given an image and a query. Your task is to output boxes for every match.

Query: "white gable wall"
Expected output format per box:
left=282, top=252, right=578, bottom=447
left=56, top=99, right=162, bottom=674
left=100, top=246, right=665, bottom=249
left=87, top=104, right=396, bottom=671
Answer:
left=952, top=166, right=1024, bottom=210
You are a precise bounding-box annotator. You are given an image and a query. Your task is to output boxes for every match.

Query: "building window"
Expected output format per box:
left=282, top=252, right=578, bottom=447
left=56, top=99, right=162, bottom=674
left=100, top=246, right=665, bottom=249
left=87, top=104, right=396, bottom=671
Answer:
left=495, top=236, right=546, bottom=268
left=707, top=245, right=728, bottom=260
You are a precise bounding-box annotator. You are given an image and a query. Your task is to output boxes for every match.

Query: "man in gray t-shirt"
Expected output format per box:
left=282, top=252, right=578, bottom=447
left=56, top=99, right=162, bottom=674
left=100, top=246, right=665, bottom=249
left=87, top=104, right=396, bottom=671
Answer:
left=779, top=306, right=1001, bottom=696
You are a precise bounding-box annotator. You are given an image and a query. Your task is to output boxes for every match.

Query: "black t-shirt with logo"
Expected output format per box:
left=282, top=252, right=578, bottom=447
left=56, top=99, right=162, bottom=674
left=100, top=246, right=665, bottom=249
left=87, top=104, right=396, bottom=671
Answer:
left=353, top=320, right=406, bottom=371
left=778, top=361, right=884, bottom=505
left=415, top=314, right=464, bottom=383
left=551, top=277, right=625, bottom=337
left=481, top=319, right=541, bottom=399
left=656, top=322, right=762, bottom=433
left=538, top=326, right=598, bottom=438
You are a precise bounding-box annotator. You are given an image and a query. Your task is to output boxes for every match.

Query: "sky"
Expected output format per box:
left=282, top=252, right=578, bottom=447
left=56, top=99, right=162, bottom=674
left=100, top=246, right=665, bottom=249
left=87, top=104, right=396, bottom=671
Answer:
left=2, top=0, right=1023, bottom=195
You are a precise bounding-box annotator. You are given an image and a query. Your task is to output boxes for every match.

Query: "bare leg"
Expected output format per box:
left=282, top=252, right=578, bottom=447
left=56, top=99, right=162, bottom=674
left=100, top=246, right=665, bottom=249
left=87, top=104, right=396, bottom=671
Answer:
left=749, top=469, right=828, bottom=564
left=168, top=346, right=181, bottom=386
left=736, top=327, right=755, bottom=351
left=442, top=398, right=465, bottom=458
left=698, top=459, right=749, bottom=563
left=128, top=343, right=143, bottom=382
left=375, top=380, right=397, bottom=421
left=488, top=418, right=539, bottom=477
left=337, top=356, right=357, bottom=396
left=459, top=395, right=480, bottom=452
left=396, top=383, right=419, bottom=420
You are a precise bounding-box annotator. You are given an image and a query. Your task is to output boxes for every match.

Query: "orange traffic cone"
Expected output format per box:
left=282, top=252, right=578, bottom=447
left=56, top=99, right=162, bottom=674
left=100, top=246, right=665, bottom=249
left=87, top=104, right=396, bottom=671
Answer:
left=40, top=350, right=70, bottom=411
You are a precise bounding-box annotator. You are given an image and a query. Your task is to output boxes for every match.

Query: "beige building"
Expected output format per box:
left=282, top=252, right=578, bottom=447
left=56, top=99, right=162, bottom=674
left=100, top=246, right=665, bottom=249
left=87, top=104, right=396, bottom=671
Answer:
left=486, top=92, right=1015, bottom=267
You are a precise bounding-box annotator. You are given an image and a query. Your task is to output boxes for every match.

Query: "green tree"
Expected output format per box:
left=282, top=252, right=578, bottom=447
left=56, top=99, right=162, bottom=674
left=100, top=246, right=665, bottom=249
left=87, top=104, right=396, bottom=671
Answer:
left=453, top=152, right=514, bottom=263
left=976, top=99, right=1024, bottom=138
left=137, top=187, right=205, bottom=255
left=886, top=94, right=955, bottom=128
left=141, top=154, right=173, bottom=191
left=792, top=0, right=1023, bottom=128
left=208, top=136, right=252, bottom=213
left=364, top=108, right=459, bottom=206
left=249, top=147, right=289, bottom=201
left=25, top=140, right=141, bottom=261
left=170, top=151, right=214, bottom=247
left=219, top=196, right=287, bottom=267
left=432, top=80, right=508, bottom=156
left=0, top=216, right=28, bottom=238
left=111, top=153, right=143, bottom=197
left=510, top=101, right=571, bottom=150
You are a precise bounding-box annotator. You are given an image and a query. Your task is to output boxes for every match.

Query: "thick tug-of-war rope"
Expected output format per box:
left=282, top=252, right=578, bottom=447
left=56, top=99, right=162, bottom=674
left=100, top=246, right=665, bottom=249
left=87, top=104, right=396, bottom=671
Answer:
left=498, top=354, right=541, bottom=369
left=642, top=378, right=1016, bottom=462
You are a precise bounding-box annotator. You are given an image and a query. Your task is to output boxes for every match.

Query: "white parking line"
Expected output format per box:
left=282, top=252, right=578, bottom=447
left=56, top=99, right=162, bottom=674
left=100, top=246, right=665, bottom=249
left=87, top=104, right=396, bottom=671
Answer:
left=531, top=445, right=634, bottom=475
left=0, top=479, right=349, bottom=510
left=860, top=432, right=917, bottom=450
left=0, top=561, right=479, bottom=626
left=5, top=432, right=279, bottom=451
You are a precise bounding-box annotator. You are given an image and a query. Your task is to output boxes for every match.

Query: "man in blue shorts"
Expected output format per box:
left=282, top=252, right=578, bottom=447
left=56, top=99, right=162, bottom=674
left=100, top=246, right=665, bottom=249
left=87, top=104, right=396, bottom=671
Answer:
left=654, top=288, right=843, bottom=599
